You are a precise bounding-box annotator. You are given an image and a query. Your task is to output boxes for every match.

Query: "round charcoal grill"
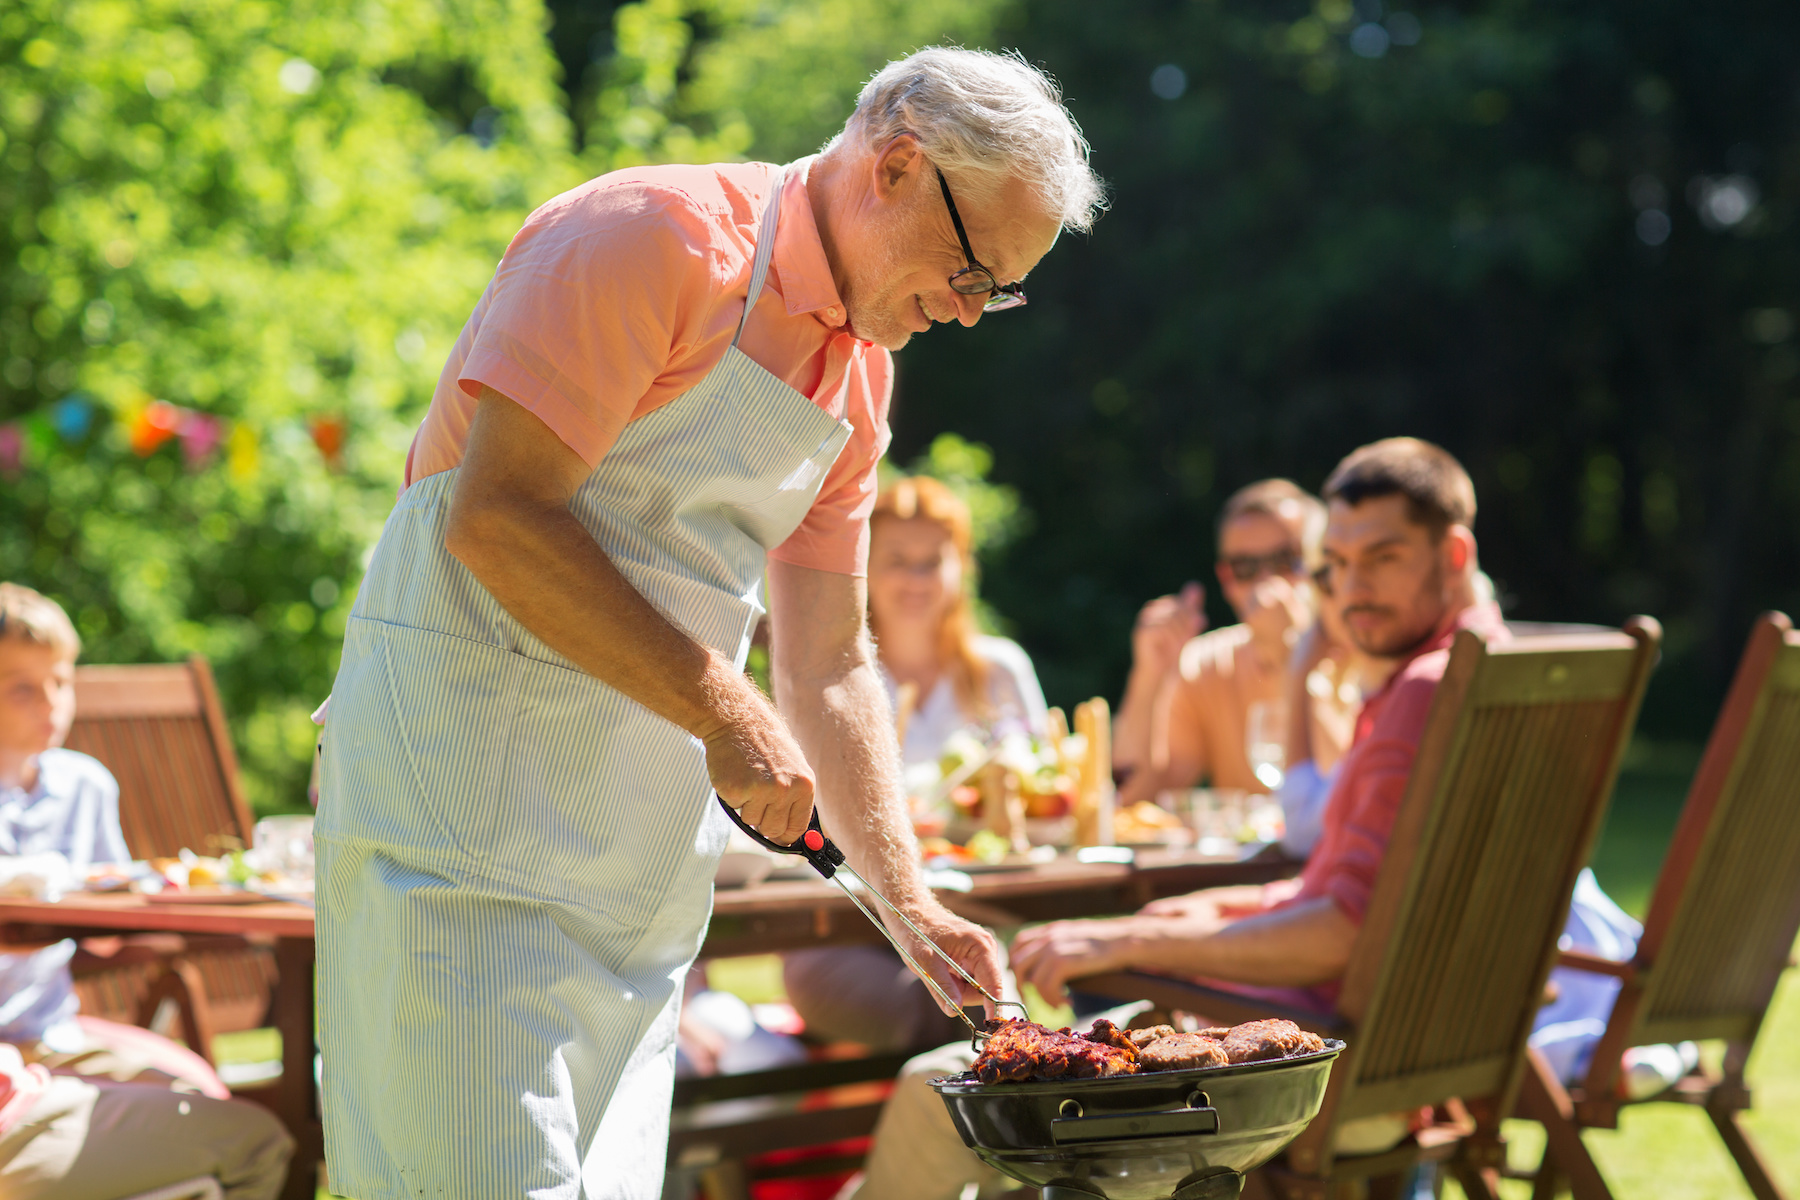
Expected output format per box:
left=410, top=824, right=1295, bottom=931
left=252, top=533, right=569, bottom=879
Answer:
left=932, top=1041, right=1343, bottom=1200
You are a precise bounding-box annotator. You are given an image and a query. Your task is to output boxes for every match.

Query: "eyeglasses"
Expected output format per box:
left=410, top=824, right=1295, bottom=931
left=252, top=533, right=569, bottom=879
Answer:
left=937, top=170, right=1027, bottom=313
left=1221, top=549, right=1305, bottom=583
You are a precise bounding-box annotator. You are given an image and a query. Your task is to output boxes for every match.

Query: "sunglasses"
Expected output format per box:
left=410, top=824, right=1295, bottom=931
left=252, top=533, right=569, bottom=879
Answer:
left=1222, top=549, right=1305, bottom=583
left=937, top=170, right=1027, bottom=313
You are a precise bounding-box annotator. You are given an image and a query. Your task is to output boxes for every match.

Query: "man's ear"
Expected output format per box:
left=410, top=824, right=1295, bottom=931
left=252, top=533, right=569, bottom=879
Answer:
left=872, top=135, right=923, bottom=200
left=1444, top=525, right=1475, bottom=575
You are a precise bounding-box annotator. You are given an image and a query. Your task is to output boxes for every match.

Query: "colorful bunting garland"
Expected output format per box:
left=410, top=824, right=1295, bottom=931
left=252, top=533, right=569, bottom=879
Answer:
left=0, top=393, right=348, bottom=478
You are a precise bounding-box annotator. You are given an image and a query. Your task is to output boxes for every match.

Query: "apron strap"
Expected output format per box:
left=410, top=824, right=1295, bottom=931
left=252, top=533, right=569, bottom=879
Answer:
left=731, top=167, right=787, bottom=350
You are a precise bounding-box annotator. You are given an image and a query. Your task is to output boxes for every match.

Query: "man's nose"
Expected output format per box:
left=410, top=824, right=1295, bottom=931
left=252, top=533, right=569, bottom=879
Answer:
left=953, top=290, right=984, bottom=327
left=1337, top=565, right=1374, bottom=599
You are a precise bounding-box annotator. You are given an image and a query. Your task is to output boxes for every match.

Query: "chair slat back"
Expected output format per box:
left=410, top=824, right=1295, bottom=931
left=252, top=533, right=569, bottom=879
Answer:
left=63, top=658, right=254, bottom=859
left=1332, top=622, right=1659, bottom=1122
left=1629, top=614, right=1800, bottom=1047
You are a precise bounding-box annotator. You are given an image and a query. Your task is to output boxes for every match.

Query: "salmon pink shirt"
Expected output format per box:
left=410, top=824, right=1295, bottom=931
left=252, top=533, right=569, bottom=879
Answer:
left=406, top=158, right=892, bottom=576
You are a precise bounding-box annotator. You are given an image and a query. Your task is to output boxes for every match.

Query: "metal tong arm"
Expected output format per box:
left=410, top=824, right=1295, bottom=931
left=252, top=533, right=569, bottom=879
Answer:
left=712, top=795, right=1027, bottom=1037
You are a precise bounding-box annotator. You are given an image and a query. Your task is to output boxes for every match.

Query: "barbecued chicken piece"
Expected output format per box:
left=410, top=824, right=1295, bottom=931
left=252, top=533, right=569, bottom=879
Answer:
left=1127, top=1024, right=1177, bottom=1049
left=1137, top=1031, right=1228, bottom=1071
left=1085, top=1018, right=1138, bottom=1053
left=972, top=1018, right=1140, bottom=1084
left=1217, top=1019, right=1327, bottom=1064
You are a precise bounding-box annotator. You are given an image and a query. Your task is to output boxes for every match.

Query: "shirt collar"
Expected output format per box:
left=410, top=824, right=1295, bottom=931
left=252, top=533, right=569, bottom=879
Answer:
left=1369, top=600, right=1509, bottom=705
left=772, top=157, right=848, bottom=330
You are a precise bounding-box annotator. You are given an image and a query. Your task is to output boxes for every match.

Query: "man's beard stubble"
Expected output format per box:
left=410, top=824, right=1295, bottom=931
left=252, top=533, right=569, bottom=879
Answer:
left=1344, top=562, right=1452, bottom=659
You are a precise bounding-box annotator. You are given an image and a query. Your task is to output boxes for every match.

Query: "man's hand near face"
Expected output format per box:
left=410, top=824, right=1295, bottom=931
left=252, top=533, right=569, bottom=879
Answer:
left=1130, top=582, right=1207, bottom=681
left=1240, top=575, right=1311, bottom=657
left=1114, top=582, right=1206, bottom=782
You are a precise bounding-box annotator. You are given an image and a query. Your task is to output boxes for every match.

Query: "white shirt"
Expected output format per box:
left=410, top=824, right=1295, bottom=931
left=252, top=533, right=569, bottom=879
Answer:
left=881, top=635, right=1049, bottom=767
left=0, top=749, right=129, bottom=1049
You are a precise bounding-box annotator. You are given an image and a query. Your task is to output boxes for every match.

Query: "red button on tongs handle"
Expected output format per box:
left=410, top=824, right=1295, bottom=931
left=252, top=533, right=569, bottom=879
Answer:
left=715, top=794, right=844, bottom=880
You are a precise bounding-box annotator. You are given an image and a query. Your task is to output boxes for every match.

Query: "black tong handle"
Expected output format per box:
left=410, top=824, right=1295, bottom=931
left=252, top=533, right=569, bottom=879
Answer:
left=715, top=793, right=844, bottom=880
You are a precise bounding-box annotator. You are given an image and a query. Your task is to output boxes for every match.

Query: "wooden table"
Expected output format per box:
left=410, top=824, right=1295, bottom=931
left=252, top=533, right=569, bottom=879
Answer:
left=704, top=845, right=1297, bottom=957
left=0, top=847, right=1296, bottom=1200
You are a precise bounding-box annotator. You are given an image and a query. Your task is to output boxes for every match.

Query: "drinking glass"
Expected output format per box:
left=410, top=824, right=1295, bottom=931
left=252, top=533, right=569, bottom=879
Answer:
left=251, top=815, right=315, bottom=883
left=1245, top=699, right=1288, bottom=791
left=1187, top=788, right=1248, bottom=857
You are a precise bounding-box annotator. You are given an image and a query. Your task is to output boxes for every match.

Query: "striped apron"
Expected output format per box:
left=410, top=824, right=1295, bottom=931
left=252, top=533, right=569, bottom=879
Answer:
left=315, top=172, right=851, bottom=1200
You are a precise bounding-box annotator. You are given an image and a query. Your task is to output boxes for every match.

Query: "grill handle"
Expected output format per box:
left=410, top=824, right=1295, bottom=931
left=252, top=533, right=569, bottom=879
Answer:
left=1050, top=1105, right=1220, bottom=1144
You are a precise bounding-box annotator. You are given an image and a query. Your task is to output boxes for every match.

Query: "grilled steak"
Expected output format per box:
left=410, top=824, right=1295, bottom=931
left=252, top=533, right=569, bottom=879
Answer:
left=1217, top=1019, right=1328, bottom=1064
left=1137, top=1031, right=1229, bottom=1071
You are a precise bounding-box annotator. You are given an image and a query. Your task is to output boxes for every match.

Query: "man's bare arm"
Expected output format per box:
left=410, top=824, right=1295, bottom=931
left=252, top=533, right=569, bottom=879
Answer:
left=1118, top=897, right=1356, bottom=986
left=1012, top=896, right=1356, bottom=1004
left=766, top=558, right=1004, bottom=1008
left=1113, top=585, right=1204, bottom=773
left=1117, top=674, right=1210, bottom=807
left=444, top=387, right=815, bottom=841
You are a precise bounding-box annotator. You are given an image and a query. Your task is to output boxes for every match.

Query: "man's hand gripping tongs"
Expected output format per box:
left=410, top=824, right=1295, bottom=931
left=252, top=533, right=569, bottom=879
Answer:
left=714, top=795, right=1025, bottom=1040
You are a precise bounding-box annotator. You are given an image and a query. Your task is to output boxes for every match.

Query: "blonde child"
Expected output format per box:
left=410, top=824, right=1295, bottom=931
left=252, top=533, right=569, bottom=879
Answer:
left=0, top=583, right=292, bottom=1199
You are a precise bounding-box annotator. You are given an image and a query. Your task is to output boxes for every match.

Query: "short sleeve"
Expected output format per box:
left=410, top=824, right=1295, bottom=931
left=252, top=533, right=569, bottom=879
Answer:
left=768, top=346, right=893, bottom=575
left=458, top=186, right=725, bottom=469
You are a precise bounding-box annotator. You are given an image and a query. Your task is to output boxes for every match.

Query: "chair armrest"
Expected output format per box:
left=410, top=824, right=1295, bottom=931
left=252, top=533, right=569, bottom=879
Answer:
left=1070, top=970, right=1350, bottom=1037
left=1555, top=948, right=1638, bottom=982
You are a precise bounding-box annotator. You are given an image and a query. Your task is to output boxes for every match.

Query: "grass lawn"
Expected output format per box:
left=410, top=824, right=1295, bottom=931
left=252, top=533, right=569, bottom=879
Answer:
left=1442, top=740, right=1800, bottom=1198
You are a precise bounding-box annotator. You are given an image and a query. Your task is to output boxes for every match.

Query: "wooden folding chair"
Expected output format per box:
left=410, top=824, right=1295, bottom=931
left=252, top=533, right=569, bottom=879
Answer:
left=63, top=657, right=277, bottom=1066
left=1521, top=612, right=1800, bottom=1200
left=1074, top=618, right=1661, bottom=1200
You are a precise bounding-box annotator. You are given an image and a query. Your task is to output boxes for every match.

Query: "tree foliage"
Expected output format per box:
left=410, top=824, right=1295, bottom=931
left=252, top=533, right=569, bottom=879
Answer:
left=0, top=0, right=576, bottom=810
left=5, top=0, right=1795, bottom=815
left=885, top=0, right=1800, bottom=731
left=556, top=0, right=1800, bottom=731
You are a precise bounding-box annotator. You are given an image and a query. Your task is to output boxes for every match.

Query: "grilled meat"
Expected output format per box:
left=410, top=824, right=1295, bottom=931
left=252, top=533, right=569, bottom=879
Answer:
left=1127, top=1024, right=1177, bottom=1048
left=971, top=1018, right=1140, bottom=1084
left=968, top=1016, right=1325, bottom=1083
left=1217, top=1019, right=1328, bottom=1064
left=1137, top=1031, right=1229, bottom=1071
left=1086, top=1018, right=1138, bottom=1053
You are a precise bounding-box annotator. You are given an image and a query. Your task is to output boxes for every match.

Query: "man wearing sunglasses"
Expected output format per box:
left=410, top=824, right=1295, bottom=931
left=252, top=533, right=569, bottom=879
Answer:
left=312, top=47, right=1103, bottom=1200
left=1114, top=479, right=1325, bottom=805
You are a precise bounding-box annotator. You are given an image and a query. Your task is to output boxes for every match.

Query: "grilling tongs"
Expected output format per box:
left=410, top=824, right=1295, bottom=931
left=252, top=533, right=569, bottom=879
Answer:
left=715, top=794, right=1027, bottom=1040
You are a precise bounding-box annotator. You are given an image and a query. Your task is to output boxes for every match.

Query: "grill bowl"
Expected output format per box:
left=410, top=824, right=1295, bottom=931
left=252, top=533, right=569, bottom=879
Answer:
left=931, top=1040, right=1342, bottom=1200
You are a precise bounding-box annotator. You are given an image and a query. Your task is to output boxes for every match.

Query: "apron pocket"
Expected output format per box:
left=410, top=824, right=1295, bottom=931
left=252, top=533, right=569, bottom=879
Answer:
left=337, top=617, right=527, bottom=871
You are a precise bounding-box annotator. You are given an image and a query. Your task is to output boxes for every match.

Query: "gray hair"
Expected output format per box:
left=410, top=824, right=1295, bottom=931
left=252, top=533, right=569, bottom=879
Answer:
left=832, top=47, right=1106, bottom=233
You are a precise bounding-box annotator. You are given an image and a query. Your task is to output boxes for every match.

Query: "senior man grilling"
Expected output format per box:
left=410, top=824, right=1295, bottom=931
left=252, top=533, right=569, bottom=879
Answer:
left=314, top=47, right=1104, bottom=1200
